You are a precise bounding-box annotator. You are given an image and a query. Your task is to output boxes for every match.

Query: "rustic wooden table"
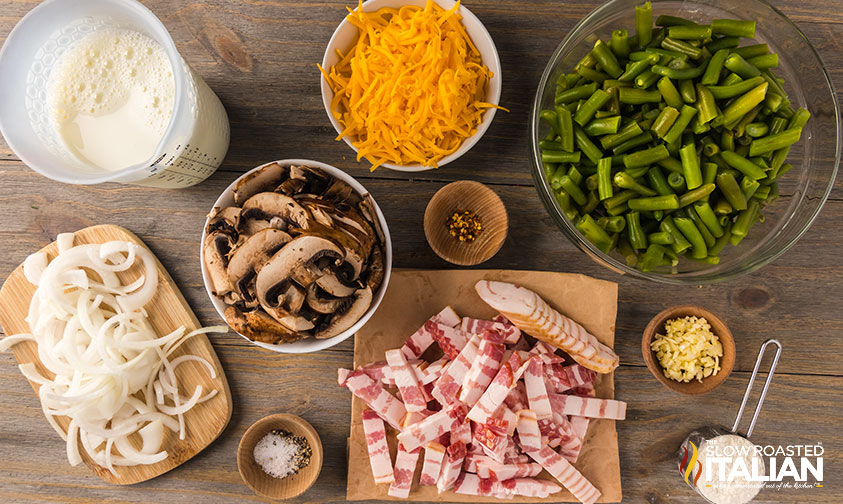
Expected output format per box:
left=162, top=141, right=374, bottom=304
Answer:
left=0, top=0, right=840, bottom=502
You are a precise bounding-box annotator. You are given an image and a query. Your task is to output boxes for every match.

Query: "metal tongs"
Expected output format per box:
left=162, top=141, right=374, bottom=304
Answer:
left=730, top=338, right=782, bottom=438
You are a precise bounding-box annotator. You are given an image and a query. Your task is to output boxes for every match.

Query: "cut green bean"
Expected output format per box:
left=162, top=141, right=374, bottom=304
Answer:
left=701, top=49, right=729, bottom=85
left=626, top=211, right=648, bottom=249
left=651, top=106, right=680, bottom=138
left=603, top=189, right=637, bottom=210
left=597, top=157, right=614, bottom=201
left=657, top=77, right=684, bottom=109
left=678, top=183, right=716, bottom=207
left=745, top=122, right=769, bottom=137
left=619, top=87, right=662, bottom=104
left=634, top=70, right=661, bottom=89
left=615, top=172, right=658, bottom=196
left=577, top=214, right=613, bottom=253
left=667, top=171, right=686, bottom=191
left=574, top=89, right=612, bottom=126
left=628, top=194, right=680, bottom=211
left=640, top=243, right=668, bottom=272
left=555, top=105, right=575, bottom=152
left=686, top=206, right=717, bottom=247
left=741, top=176, right=760, bottom=199
left=731, top=199, right=761, bottom=239
left=679, top=79, right=697, bottom=103
left=584, top=116, right=622, bottom=136
left=541, top=151, right=582, bottom=164
left=554, top=190, right=579, bottom=221
left=636, top=2, right=654, bottom=48
left=708, top=222, right=732, bottom=256
left=719, top=82, right=768, bottom=127
left=613, top=131, right=654, bottom=155
left=748, top=53, right=778, bottom=70
left=577, top=66, right=610, bottom=84
left=600, top=121, right=644, bottom=149
left=711, top=19, right=756, bottom=38
left=693, top=201, right=725, bottom=237
left=619, top=57, right=657, bottom=82
left=748, top=128, right=801, bottom=156
left=679, top=142, right=703, bottom=189
left=674, top=217, right=708, bottom=258
left=651, top=63, right=706, bottom=80
left=558, top=175, right=587, bottom=206
left=705, top=35, right=740, bottom=52
left=612, top=29, right=631, bottom=59
left=647, top=166, right=674, bottom=196
left=720, top=150, right=767, bottom=180
left=605, top=215, right=627, bottom=232
left=648, top=231, right=675, bottom=245
left=702, top=161, right=718, bottom=185
left=591, top=40, right=624, bottom=79
left=724, top=53, right=761, bottom=79
left=573, top=124, right=604, bottom=163
left=668, top=24, right=712, bottom=40
left=731, top=44, right=769, bottom=59
left=696, top=84, right=718, bottom=124
left=623, top=144, right=671, bottom=168
left=661, top=37, right=703, bottom=59
left=707, top=76, right=765, bottom=99
left=555, top=82, right=599, bottom=104
left=716, top=172, right=748, bottom=211
left=662, top=105, right=698, bottom=145
left=788, top=108, right=811, bottom=130
left=660, top=215, right=692, bottom=254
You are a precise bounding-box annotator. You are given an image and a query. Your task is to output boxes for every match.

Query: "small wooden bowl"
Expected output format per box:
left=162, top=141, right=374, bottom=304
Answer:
left=642, top=305, right=736, bottom=395
left=424, top=181, right=508, bottom=266
left=237, top=414, right=323, bottom=500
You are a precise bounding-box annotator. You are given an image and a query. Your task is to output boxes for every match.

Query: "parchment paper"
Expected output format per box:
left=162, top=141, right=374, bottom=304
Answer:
left=346, top=269, right=622, bottom=503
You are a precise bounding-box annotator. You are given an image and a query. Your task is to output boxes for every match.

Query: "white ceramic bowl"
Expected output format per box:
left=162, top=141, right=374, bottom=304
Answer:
left=319, top=0, right=502, bottom=171
left=200, top=159, right=393, bottom=353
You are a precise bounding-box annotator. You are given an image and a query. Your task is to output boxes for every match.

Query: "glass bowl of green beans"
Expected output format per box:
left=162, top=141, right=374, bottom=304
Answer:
left=530, top=0, right=839, bottom=283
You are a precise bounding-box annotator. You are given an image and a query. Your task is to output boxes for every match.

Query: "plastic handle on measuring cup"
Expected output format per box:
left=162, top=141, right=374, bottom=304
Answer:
left=731, top=338, right=782, bottom=438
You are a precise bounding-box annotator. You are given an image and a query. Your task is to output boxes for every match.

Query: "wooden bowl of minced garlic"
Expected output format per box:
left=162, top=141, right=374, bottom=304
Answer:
left=642, top=305, right=735, bottom=395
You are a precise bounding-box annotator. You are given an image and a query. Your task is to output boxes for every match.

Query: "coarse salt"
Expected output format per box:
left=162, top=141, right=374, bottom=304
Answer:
left=253, top=430, right=311, bottom=479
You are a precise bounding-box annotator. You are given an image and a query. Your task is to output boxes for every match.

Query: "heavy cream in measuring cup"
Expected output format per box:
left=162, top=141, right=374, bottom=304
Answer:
left=48, top=28, right=174, bottom=171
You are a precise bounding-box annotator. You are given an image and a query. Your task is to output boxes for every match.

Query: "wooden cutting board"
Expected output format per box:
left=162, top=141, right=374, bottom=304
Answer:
left=0, top=224, right=233, bottom=485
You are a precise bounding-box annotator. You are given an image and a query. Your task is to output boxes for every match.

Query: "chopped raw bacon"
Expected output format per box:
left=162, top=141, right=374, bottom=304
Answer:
left=419, top=442, right=446, bottom=486
left=401, top=306, right=461, bottom=359
left=362, top=410, right=394, bottom=484
left=527, top=446, right=602, bottom=504
left=341, top=302, right=623, bottom=503
left=544, top=362, right=573, bottom=392
left=565, top=364, right=597, bottom=389
left=388, top=444, right=421, bottom=498
left=524, top=358, right=553, bottom=420
left=467, top=351, right=530, bottom=424
left=342, top=369, right=406, bottom=429
left=500, top=477, right=563, bottom=498
left=550, top=393, right=627, bottom=420
left=426, top=321, right=469, bottom=360
left=515, top=409, right=541, bottom=451
left=397, top=403, right=467, bottom=452
left=437, top=441, right=467, bottom=493
left=460, top=340, right=505, bottom=406
left=431, top=334, right=481, bottom=406
left=386, top=349, right=428, bottom=412
left=476, top=458, right=542, bottom=481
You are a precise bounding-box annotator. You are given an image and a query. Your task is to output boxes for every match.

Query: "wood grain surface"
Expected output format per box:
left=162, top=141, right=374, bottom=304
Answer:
left=0, top=225, right=233, bottom=485
left=0, top=0, right=841, bottom=502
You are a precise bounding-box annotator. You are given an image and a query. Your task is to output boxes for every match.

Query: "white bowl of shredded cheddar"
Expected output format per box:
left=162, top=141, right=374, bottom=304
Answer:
left=319, top=0, right=503, bottom=171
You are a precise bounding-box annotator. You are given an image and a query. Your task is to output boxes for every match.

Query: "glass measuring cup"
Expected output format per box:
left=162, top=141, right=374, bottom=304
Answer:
left=678, top=339, right=782, bottom=504
left=0, top=0, right=230, bottom=188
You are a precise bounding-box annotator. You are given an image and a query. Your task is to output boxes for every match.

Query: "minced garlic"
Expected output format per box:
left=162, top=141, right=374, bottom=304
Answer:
left=651, top=315, right=723, bottom=383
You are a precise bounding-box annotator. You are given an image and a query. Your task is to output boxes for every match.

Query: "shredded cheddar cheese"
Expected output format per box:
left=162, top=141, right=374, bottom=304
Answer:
left=318, top=0, right=504, bottom=170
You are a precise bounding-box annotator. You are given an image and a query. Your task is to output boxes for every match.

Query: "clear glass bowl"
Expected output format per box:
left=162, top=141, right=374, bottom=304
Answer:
left=530, top=0, right=840, bottom=284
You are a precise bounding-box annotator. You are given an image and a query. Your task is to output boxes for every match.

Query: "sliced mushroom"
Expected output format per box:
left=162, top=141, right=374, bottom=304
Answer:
left=322, top=177, right=356, bottom=204
left=275, top=177, right=306, bottom=196
left=365, top=244, right=385, bottom=291
left=255, top=235, right=344, bottom=331
left=298, top=199, right=334, bottom=227
left=241, top=192, right=311, bottom=230
left=224, top=305, right=301, bottom=344
left=306, top=222, right=367, bottom=280
left=227, top=228, right=292, bottom=288
left=233, top=162, right=287, bottom=205
left=207, top=206, right=241, bottom=237
left=306, top=283, right=348, bottom=314
left=315, top=287, right=372, bottom=339
left=315, top=269, right=358, bottom=297
left=203, top=231, right=235, bottom=297
left=261, top=283, right=314, bottom=332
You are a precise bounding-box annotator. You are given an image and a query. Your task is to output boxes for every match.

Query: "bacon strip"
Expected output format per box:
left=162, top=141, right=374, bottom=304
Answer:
left=431, top=334, right=481, bottom=406
left=426, top=321, right=469, bottom=360
left=544, top=362, right=573, bottom=393
left=387, top=444, right=421, bottom=498
left=401, top=306, right=460, bottom=359
left=362, top=410, right=394, bottom=484
left=385, top=349, right=428, bottom=412
left=499, top=477, right=563, bottom=498
left=504, top=381, right=529, bottom=412
left=342, top=369, right=406, bottom=429
left=550, top=393, right=627, bottom=420
left=564, top=364, right=597, bottom=389
left=492, top=404, right=518, bottom=436
left=467, top=351, right=530, bottom=424
left=516, top=409, right=541, bottom=451
left=570, top=415, right=590, bottom=440
left=474, top=418, right=508, bottom=462
left=527, top=446, right=602, bottom=504
left=419, top=442, right=446, bottom=486
left=436, top=441, right=467, bottom=493
left=417, top=358, right=448, bottom=385
left=524, top=358, right=553, bottom=420
left=476, top=458, right=542, bottom=481
left=454, top=472, right=497, bottom=497
left=397, top=403, right=467, bottom=452
left=459, top=340, right=505, bottom=406
left=452, top=418, right=472, bottom=445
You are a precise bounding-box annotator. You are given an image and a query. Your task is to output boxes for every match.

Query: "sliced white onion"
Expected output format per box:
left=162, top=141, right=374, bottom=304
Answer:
left=0, top=235, right=225, bottom=472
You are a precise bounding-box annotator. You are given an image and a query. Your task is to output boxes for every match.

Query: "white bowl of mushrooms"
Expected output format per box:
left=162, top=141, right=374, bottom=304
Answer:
left=200, top=159, right=392, bottom=353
